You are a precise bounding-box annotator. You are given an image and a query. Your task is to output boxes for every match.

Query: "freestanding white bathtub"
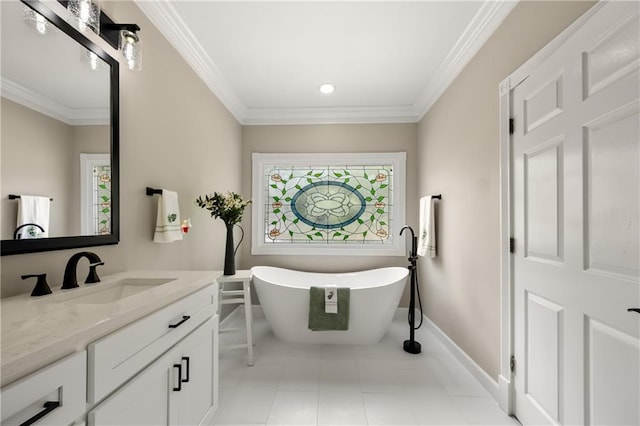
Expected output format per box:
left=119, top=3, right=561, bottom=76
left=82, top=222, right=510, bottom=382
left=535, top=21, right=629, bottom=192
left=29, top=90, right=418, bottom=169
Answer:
left=251, top=266, right=409, bottom=344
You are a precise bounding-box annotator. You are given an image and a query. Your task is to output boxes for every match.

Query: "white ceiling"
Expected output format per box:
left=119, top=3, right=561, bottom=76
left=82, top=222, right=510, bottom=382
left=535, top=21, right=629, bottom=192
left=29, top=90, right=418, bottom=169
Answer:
left=1, top=0, right=110, bottom=125
left=136, top=0, right=518, bottom=125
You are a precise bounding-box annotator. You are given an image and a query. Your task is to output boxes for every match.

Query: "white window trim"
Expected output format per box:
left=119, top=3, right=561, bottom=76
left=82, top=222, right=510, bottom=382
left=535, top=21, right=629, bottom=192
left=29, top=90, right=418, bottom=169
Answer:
left=80, top=153, right=110, bottom=235
left=251, top=152, right=406, bottom=256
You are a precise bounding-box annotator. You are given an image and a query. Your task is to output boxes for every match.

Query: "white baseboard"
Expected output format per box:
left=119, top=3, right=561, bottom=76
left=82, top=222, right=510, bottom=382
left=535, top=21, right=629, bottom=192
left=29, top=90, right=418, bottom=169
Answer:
left=420, top=312, right=501, bottom=403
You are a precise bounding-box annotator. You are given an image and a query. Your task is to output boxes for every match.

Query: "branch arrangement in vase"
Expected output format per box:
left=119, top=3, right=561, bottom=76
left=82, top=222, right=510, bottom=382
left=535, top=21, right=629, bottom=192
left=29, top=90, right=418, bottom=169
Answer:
left=196, top=191, right=251, bottom=276
left=195, top=192, right=251, bottom=225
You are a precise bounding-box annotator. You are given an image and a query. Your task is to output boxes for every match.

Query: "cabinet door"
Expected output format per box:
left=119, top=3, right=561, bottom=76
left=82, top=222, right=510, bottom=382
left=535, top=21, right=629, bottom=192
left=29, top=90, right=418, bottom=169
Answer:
left=90, top=316, right=218, bottom=426
left=89, top=354, right=172, bottom=426
left=174, top=316, right=218, bottom=426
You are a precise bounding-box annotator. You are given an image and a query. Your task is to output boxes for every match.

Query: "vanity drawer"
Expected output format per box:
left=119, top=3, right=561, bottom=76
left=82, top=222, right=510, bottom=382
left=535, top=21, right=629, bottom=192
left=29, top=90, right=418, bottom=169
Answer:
left=88, top=284, right=217, bottom=404
left=1, top=351, right=86, bottom=426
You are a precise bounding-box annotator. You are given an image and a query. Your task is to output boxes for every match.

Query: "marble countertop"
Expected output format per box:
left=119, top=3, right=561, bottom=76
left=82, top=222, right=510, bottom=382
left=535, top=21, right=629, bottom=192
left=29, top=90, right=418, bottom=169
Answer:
left=1, top=270, right=220, bottom=387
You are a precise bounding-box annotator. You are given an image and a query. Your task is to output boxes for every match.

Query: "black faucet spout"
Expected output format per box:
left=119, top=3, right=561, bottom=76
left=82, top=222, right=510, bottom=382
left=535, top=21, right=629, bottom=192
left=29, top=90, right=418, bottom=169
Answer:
left=62, top=252, right=103, bottom=289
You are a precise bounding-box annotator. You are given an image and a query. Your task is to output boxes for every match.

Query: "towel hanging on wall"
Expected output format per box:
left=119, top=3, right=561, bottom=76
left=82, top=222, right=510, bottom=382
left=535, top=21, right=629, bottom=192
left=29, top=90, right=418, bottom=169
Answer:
left=153, top=189, right=183, bottom=243
left=17, top=195, right=50, bottom=239
left=417, top=195, right=437, bottom=257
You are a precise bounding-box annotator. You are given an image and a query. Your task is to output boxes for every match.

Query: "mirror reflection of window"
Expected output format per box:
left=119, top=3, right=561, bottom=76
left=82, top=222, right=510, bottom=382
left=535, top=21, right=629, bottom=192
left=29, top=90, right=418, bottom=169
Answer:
left=80, top=153, right=111, bottom=235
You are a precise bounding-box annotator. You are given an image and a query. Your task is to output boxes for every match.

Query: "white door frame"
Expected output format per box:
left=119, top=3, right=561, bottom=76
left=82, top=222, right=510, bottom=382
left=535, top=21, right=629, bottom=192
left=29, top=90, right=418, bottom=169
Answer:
left=497, top=1, right=606, bottom=414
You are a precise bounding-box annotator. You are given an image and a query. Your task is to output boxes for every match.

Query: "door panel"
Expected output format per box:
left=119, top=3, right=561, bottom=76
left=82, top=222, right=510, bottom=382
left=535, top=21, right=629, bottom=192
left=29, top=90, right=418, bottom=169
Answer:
left=586, top=318, right=640, bottom=425
left=525, top=292, right=563, bottom=422
left=511, top=2, right=639, bottom=425
left=524, top=138, right=564, bottom=262
left=584, top=102, right=639, bottom=279
left=524, top=75, right=564, bottom=133
left=583, top=14, right=640, bottom=99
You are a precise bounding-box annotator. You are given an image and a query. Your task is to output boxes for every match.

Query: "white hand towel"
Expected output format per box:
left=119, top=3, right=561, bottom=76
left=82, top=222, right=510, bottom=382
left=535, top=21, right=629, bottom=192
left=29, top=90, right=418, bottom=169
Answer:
left=417, top=195, right=436, bottom=257
left=17, top=195, right=50, bottom=239
left=153, top=190, right=183, bottom=243
left=325, top=284, right=338, bottom=314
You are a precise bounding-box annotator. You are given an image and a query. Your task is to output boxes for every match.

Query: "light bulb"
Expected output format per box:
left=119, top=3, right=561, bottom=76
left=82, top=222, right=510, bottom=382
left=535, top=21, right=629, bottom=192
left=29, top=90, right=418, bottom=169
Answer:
left=79, top=0, right=90, bottom=30
left=68, top=0, right=100, bottom=34
left=123, top=35, right=135, bottom=59
left=88, top=51, right=99, bottom=70
left=120, top=30, right=142, bottom=71
left=35, top=14, right=47, bottom=35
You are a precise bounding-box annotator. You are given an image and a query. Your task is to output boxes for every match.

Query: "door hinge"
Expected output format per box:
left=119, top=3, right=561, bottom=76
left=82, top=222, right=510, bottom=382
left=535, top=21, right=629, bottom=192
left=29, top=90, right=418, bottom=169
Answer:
left=509, top=118, right=515, bottom=135
left=509, top=237, right=515, bottom=254
left=510, top=355, right=516, bottom=373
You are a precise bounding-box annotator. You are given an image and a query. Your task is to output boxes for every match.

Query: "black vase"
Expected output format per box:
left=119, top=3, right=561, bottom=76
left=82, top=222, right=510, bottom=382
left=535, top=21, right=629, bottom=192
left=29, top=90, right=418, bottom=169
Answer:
left=224, top=222, right=236, bottom=276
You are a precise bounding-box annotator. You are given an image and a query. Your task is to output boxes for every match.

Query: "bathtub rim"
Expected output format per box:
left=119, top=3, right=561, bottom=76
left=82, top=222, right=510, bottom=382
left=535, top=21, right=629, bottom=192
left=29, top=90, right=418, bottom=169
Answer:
left=250, top=265, right=409, bottom=290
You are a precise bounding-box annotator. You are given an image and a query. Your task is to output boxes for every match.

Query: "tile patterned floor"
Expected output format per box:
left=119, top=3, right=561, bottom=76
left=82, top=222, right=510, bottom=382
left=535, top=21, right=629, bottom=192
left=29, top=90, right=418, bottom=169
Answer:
left=212, top=310, right=519, bottom=426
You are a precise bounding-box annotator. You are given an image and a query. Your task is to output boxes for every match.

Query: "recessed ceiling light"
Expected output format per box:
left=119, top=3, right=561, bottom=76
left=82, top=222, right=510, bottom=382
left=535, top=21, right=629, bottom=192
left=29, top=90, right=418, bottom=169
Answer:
left=319, top=83, right=335, bottom=94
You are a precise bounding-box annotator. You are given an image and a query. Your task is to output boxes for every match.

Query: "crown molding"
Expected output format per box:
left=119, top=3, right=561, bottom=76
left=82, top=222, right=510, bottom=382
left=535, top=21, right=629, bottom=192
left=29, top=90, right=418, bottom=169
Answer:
left=133, top=0, right=246, bottom=123
left=1, top=78, right=109, bottom=125
left=413, top=0, right=518, bottom=119
left=136, top=0, right=517, bottom=125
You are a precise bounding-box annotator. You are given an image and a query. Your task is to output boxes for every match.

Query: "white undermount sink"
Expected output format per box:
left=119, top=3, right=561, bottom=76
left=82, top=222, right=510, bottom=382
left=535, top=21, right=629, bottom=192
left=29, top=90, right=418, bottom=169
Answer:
left=56, top=278, right=177, bottom=305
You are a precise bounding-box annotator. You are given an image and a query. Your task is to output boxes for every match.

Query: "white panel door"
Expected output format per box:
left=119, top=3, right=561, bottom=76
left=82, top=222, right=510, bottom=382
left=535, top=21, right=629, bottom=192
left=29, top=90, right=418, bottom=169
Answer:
left=511, top=2, right=640, bottom=425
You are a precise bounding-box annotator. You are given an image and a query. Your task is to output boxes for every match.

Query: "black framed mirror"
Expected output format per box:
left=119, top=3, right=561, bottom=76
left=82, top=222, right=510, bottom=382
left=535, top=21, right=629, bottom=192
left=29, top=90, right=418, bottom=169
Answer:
left=1, top=0, right=119, bottom=255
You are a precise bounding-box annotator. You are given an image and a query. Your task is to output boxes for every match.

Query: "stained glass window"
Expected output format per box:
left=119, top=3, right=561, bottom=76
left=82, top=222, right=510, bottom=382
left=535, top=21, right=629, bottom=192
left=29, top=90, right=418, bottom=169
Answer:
left=252, top=153, right=406, bottom=256
left=93, top=165, right=111, bottom=235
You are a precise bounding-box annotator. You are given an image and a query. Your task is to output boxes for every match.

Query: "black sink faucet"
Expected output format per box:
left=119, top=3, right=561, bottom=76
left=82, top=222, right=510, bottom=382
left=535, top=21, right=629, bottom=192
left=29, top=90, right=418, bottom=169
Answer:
left=62, top=251, right=104, bottom=289
left=13, top=223, right=45, bottom=240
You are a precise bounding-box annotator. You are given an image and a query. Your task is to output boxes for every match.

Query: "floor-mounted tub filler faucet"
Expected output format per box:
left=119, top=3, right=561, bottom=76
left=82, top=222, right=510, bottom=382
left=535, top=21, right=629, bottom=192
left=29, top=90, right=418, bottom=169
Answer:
left=400, top=225, right=422, bottom=354
left=62, top=251, right=104, bottom=289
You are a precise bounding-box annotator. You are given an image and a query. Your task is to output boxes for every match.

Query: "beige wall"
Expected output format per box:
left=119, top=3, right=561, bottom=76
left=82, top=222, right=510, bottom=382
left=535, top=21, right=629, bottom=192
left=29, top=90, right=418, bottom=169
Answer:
left=1, top=0, right=242, bottom=297
left=1, top=99, right=73, bottom=239
left=417, top=0, right=596, bottom=379
left=241, top=124, right=418, bottom=305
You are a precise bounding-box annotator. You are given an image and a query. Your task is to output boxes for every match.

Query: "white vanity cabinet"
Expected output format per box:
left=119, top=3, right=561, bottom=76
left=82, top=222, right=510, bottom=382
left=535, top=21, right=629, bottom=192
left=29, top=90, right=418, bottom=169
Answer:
left=87, top=284, right=219, bottom=426
left=0, top=271, right=219, bottom=426
left=0, top=351, right=86, bottom=426
left=88, top=316, right=218, bottom=425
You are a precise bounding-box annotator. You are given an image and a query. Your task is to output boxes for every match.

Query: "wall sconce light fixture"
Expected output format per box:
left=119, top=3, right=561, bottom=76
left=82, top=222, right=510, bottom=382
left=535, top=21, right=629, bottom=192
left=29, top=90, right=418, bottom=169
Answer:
left=102, top=21, right=142, bottom=71
left=66, top=0, right=100, bottom=34
left=56, top=0, right=142, bottom=71
left=120, top=27, right=142, bottom=71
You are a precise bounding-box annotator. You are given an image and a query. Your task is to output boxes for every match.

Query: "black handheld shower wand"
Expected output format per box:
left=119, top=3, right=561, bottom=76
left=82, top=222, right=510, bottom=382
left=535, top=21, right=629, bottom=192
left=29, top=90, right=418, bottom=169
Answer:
left=400, top=225, right=421, bottom=354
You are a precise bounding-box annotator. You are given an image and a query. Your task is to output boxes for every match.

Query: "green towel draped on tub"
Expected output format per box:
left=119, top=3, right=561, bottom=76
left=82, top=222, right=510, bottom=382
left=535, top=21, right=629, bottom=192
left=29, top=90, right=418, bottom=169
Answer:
left=308, top=287, right=350, bottom=331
